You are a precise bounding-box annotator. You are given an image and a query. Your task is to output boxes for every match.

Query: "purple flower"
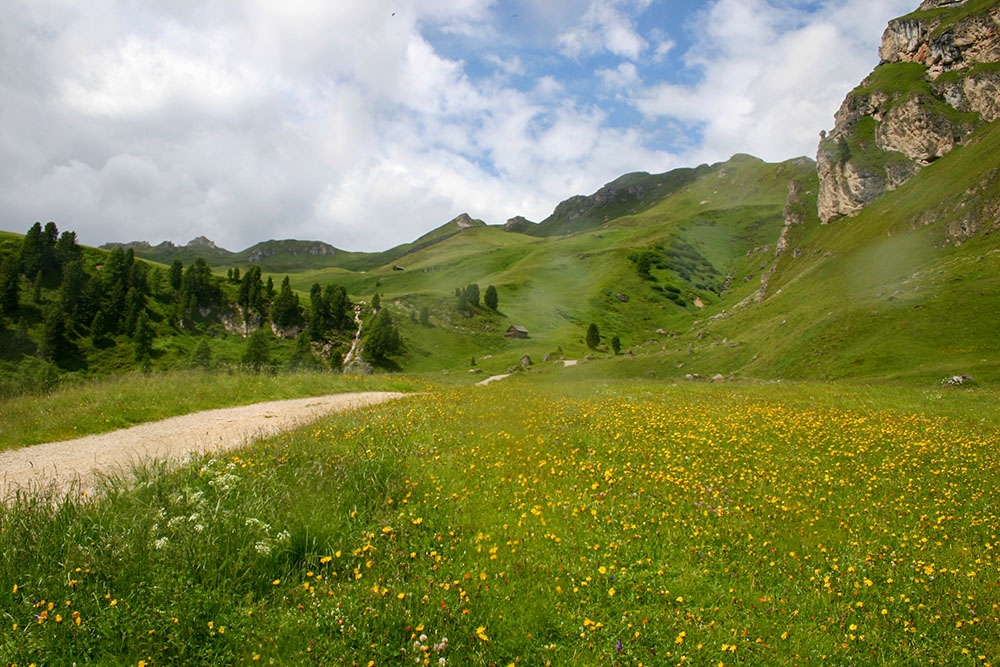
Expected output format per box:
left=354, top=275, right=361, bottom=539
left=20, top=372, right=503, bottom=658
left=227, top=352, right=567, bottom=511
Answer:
left=615, top=639, right=623, bottom=653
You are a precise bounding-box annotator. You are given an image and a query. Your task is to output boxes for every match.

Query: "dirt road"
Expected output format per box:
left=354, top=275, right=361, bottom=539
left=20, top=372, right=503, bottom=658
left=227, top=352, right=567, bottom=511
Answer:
left=0, top=391, right=407, bottom=499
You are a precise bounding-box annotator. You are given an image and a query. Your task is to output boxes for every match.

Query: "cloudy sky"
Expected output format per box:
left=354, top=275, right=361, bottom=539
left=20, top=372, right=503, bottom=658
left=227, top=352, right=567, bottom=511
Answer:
left=0, top=0, right=915, bottom=252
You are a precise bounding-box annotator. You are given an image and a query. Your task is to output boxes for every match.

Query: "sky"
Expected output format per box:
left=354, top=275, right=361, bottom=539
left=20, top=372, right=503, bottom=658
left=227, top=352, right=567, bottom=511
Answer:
left=0, top=0, right=916, bottom=252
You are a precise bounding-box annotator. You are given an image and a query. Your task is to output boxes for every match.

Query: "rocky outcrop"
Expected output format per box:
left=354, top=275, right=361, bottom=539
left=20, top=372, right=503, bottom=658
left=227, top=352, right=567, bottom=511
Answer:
left=245, top=240, right=337, bottom=263
left=503, top=216, right=537, bottom=233
left=450, top=213, right=486, bottom=230
left=187, top=236, right=220, bottom=250
left=817, top=0, right=1000, bottom=223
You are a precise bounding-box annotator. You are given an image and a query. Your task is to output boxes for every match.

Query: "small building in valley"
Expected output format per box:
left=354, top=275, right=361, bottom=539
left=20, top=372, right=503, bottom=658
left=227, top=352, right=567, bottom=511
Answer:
left=504, top=325, right=529, bottom=339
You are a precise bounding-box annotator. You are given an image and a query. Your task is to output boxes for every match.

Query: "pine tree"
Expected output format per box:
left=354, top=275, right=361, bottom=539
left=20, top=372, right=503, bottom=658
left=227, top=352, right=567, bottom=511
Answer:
left=308, top=283, right=330, bottom=340
left=364, top=308, right=403, bottom=364
left=242, top=328, right=272, bottom=372
left=287, top=331, right=319, bottom=370
left=463, top=284, right=480, bottom=307
left=58, top=259, right=90, bottom=325
left=91, top=308, right=112, bottom=340
left=611, top=335, right=621, bottom=354
left=484, top=285, right=498, bottom=310
left=41, top=222, right=59, bottom=277
left=190, top=338, right=212, bottom=370
left=123, top=287, right=145, bottom=336
left=238, top=265, right=265, bottom=320
left=419, top=306, right=430, bottom=326
left=54, top=231, right=81, bottom=273
left=20, top=223, right=44, bottom=278
left=168, top=260, right=183, bottom=292
left=0, top=253, right=20, bottom=316
left=39, top=302, right=69, bottom=361
left=32, top=270, right=43, bottom=303
left=325, top=284, right=350, bottom=330
left=371, top=292, right=381, bottom=311
left=586, top=323, right=600, bottom=349
left=133, top=312, right=153, bottom=362
left=271, top=276, right=302, bottom=328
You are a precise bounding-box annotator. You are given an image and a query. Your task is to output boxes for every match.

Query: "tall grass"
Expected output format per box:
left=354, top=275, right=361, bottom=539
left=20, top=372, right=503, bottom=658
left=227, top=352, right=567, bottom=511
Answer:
left=2, top=378, right=998, bottom=665
left=0, top=369, right=424, bottom=451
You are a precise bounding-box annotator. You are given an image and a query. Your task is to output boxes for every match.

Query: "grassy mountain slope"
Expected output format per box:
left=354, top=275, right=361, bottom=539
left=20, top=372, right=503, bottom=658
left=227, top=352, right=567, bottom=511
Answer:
left=662, top=118, right=1000, bottom=384
left=279, top=155, right=816, bottom=374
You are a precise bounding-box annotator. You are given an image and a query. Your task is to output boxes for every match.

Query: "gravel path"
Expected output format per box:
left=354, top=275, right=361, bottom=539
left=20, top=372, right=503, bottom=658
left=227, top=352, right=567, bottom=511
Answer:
left=0, top=391, right=407, bottom=499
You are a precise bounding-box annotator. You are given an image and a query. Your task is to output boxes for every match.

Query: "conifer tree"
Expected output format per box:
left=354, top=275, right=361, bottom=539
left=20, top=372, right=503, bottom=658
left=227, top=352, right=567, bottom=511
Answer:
left=484, top=285, right=498, bottom=311
left=586, top=323, right=600, bottom=349
left=59, top=259, right=90, bottom=325
left=242, top=328, right=272, bottom=371
left=133, top=312, right=153, bottom=363
left=168, top=260, right=183, bottom=292
left=191, top=338, right=212, bottom=370
left=20, top=223, right=44, bottom=278
left=611, top=335, right=621, bottom=354
left=364, top=308, right=403, bottom=364
left=40, top=302, right=69, bottom=361
left=32, top=270, right=43, bottom=304
left=271, top=276, right=302, bottom=327
left=287, top=331, right=319, bottom=370
left=0, top=254, right=19, bottom=316
left=123, top=287, right=145, bottom=336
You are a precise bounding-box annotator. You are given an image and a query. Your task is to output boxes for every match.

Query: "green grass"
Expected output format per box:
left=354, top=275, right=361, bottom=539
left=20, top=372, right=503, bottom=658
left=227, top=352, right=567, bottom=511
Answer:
left=3, top=377, right=999, bottom=665
left=0, top=370, right=423, bottom=451
left=899, top=0, right=999, bottom=36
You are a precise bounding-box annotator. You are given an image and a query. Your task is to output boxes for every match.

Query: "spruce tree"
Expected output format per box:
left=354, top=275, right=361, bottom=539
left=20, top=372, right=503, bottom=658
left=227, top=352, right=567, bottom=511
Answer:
left=168, top=260, right=183, bottom=292
left=54, top=231, right=80, bottom=273
left=611, top=335, right=621, bottom=354
left=484, top=285, right=498, bottom=311
left=0, top=253, right=19, bottom=316
left=364, top=308, right=403, bottom=364
left=59, top=259, right=89, bottom=325
left=586, top=323, right=600, bottom=349
left=287, top=331, right=318, bottom=370
left=242, top=328, right=272, bottom=372
left=32, top=270, right=43, bottom=303
left=20, top=223, right=43, bottom=278
left=133, top=312, right=153, bottom=362
left=190, top=338, right=212, bottom=370
left=123, top=287, right=144, bottom=336
left=271, top=276, right=302, bottom=327
left=40, top=302, right=69, bottom=361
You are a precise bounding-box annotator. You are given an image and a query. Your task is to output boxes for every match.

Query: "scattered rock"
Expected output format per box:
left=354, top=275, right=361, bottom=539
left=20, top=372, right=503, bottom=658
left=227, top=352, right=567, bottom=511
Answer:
left=615, top=293, right=629, bottom=303
left=712, top=374, right=726, bottom=382
left=468, top=368, right=484, bottom=374
left=520, top=355, right=533, bottom=368
left=942, top=374, right=974, bottom=386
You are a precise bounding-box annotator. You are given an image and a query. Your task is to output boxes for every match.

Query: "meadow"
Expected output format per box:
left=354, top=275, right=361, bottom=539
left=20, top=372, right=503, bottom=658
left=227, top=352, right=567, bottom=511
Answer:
left=0, top=370, right=422, bottom=451
left=2, top=376, right=998, bottom=666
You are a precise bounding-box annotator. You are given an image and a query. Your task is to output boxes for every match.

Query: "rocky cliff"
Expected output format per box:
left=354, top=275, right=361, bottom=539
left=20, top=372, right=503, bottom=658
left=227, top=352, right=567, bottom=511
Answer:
left=245, top=240, right=337, bottom=263
left=817, top=0, right=1000, bottom=223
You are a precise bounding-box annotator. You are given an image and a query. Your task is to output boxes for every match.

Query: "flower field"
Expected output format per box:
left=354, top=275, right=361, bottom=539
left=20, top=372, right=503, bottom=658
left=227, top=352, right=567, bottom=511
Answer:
left=2, top=379, right=998, bottom=665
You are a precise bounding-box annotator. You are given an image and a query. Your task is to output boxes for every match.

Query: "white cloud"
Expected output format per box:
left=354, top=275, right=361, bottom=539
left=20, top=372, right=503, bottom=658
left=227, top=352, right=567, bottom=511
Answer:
left=0, top=0, right=917, bottom=253
left=558, top=0, right=647, bottom=60
left=633, top=0, right=916, bottom=164
left=597, top=62, right=641, bottom=90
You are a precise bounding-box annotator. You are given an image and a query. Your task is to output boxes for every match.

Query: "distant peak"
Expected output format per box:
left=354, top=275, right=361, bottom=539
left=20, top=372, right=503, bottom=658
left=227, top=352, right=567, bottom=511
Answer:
left=449, top=213, right=486, bottom=229
left=186, top=236, right=219, bottom=249
left=503, top=216, right=537, bottom=233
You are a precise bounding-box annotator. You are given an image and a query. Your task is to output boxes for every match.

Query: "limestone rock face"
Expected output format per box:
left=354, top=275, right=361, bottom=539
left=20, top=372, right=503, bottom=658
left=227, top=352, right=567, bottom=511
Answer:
left=817, top=0, right=1000, bottom=223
